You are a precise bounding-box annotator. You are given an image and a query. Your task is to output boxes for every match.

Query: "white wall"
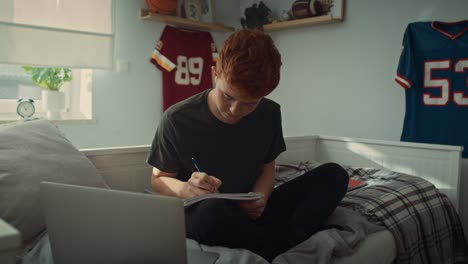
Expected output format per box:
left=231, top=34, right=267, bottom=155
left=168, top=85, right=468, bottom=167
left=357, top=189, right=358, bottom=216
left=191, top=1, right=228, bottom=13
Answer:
left=59, top=0, right=468, bottom=239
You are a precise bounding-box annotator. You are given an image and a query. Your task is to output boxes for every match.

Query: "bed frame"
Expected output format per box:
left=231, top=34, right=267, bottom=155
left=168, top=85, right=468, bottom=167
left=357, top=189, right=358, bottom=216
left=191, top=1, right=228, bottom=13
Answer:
left=82, top=135, right=463, bottom=211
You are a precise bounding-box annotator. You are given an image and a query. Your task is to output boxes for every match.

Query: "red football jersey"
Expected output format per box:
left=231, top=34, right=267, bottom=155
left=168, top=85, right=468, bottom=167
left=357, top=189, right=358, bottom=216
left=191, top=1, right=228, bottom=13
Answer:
left=150, top=26, right=218, bottom=111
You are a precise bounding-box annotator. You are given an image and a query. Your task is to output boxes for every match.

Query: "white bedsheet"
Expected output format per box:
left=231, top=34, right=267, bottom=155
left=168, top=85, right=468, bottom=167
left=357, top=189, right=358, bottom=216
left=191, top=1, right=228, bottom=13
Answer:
left=332, top=230, right=396, bottom=264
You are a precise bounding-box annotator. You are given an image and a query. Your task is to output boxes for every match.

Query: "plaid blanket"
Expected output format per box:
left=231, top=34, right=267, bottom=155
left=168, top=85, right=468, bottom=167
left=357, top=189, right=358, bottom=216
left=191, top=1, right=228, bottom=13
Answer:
left=275, top=162, right=468, bottom=264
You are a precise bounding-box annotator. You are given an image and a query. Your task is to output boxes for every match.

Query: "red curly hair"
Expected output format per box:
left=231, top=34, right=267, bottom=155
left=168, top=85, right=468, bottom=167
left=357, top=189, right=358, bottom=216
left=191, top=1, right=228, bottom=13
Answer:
left=216, top=29, right=282, bottom=99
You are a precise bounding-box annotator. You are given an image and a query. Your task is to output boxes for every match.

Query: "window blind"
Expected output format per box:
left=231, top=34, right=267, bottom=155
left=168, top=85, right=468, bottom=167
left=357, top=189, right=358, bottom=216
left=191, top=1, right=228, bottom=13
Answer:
left=0, top=0, right=114, bottom=69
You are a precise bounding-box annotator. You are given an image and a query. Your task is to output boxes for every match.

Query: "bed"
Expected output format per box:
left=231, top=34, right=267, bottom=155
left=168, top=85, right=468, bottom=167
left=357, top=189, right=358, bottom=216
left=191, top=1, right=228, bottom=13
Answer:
left=79, top=135, right=465, bottom=264
left=0, top=120, right=466, bottom=264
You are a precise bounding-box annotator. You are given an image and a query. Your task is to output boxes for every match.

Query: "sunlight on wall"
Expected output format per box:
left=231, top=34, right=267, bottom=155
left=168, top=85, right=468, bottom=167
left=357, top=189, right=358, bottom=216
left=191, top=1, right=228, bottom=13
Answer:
left=341, top=140, right=454, bottom=191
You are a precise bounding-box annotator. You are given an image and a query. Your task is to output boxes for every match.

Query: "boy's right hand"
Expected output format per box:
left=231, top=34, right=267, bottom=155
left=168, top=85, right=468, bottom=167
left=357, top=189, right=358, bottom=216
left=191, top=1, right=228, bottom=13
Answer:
left=181, top=172, right=222, bottom=198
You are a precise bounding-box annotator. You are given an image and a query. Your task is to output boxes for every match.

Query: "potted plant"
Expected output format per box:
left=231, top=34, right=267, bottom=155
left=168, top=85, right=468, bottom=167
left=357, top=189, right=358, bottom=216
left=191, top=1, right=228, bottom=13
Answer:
left=21, top=66, right=72, bottom=119
left=241, top=1, right=273, bottom=30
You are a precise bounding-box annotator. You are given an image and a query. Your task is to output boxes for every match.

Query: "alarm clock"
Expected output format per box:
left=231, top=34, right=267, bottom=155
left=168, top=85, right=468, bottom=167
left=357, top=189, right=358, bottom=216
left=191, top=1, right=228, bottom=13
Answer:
left=16, top=98, right=36, bottom=119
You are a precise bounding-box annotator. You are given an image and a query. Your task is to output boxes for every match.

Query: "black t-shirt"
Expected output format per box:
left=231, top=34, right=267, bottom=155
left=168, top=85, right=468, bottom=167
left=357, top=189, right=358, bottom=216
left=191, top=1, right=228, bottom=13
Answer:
left=147, top=89, right=286, bottom=193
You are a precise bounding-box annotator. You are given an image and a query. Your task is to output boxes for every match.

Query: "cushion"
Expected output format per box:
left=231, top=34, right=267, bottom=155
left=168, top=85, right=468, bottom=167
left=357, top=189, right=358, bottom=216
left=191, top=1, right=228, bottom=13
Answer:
left=0, top=120, right=109, bottom=245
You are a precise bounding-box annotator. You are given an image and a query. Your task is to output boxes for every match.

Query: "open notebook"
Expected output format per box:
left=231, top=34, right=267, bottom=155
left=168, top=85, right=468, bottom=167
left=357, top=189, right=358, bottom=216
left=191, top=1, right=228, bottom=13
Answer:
left=143, top=189, right=263, bottom=207
left=182, top=192, right=263, bottom=207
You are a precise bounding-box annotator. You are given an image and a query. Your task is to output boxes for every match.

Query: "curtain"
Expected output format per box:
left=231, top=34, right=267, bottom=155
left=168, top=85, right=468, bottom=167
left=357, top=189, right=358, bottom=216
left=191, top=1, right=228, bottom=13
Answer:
left=0, top=0, right=114, bottom=69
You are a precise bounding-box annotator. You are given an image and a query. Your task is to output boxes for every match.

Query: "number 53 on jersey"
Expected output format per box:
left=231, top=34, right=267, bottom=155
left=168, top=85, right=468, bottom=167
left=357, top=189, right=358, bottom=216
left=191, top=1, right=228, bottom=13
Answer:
left=395, top=21, right=468, bottom=158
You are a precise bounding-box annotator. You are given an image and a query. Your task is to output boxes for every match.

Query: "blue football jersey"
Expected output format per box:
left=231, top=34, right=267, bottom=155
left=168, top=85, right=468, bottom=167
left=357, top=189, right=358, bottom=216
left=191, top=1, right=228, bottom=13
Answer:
left=396, top=21, right=468, bottom=157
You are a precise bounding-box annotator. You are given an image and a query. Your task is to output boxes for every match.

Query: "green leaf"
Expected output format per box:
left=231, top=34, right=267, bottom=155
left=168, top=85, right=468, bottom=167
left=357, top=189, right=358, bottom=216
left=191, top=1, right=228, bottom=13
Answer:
left=21, top=66, right=73, bottom=91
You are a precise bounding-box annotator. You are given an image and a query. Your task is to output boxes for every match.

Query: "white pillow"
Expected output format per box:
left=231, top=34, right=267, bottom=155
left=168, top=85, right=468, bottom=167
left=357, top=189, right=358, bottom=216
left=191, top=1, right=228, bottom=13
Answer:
left=0, top=120, right=109, bottom=245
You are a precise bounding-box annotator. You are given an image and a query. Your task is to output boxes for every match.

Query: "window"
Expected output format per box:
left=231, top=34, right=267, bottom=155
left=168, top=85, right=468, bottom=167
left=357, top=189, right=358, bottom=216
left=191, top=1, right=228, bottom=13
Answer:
left=0, top=0, right=114, bottom=121
left=0, top=64, right=93, bottom=121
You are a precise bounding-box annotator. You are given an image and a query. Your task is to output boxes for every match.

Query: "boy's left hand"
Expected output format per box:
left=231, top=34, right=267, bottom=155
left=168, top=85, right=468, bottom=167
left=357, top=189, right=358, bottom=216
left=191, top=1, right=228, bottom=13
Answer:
left=237, top=196, right=267, bottom=220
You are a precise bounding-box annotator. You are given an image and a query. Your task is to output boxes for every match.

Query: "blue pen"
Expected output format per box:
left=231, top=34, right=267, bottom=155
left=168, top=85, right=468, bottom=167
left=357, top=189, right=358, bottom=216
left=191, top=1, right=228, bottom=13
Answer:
left=191, top=157, right=203, bottom=172
left=192, top=157, right=220, bottom=192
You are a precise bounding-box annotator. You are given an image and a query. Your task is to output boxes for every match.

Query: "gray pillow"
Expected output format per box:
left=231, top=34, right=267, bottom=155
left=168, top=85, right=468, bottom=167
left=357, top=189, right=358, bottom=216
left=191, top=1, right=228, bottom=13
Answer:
left=0, top=120, right=109, bottom=245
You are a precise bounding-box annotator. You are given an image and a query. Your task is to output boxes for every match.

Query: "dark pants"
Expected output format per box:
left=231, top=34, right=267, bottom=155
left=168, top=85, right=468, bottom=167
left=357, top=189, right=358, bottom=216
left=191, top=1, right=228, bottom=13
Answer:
left=184, top=162, right=349, bottom=262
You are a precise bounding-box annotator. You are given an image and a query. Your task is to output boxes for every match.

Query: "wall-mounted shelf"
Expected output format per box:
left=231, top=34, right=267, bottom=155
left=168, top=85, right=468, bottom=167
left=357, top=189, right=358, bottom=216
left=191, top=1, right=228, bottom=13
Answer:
left=262, top=0, right=344, bottom=32
left=139, top=9, right=235, bottom=32
left=263, top=15, right=342, bottom=32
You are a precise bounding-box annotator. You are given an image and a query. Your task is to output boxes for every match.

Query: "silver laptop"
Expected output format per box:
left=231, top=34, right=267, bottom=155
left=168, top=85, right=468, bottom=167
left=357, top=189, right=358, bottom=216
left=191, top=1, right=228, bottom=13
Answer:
left=40, top=182, right=219, bottom=264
